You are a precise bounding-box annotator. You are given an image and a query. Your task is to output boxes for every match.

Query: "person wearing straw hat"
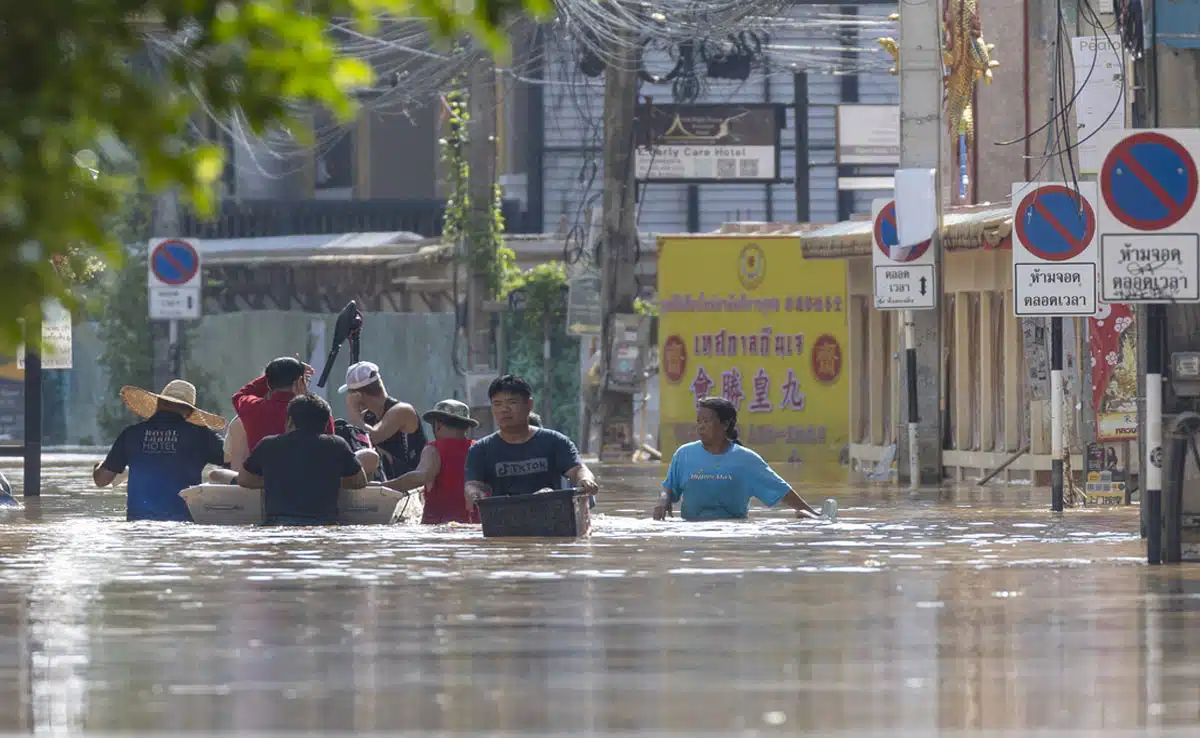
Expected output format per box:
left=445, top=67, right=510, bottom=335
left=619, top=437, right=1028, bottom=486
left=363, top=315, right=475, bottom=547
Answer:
left=92, top=380, right=228, bottom=522
left=384, top=399, right=479, bottom=525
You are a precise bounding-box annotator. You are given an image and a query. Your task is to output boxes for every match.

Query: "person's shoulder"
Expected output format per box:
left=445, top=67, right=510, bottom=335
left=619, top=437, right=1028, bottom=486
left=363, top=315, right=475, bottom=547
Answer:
left=673, top=440, right=704, bottom=456
left=537, top=428, right=576, bottom=446
left=730, top=443, right=767, bottom=463
left=471, top=431, right=501, bottom=448
left=318, top=433, right=353, bottom=450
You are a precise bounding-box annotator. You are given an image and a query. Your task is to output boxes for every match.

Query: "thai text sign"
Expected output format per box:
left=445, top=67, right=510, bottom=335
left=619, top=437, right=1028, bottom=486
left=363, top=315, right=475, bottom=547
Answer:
left=657, top=236, right=849, bottom=477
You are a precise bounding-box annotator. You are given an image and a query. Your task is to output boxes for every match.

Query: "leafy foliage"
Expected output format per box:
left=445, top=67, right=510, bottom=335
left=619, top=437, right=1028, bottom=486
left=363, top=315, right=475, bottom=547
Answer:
left=1, top=0, right=549, bottom=351
left=504, top=261, right=568, bottom=329
left=501, top=261, right=575, bottom=431
left=96, top=245, right=155, bottom=439
left=440, top=83, right=518, bottom=298
left=502, top=312, right=580, bottom=435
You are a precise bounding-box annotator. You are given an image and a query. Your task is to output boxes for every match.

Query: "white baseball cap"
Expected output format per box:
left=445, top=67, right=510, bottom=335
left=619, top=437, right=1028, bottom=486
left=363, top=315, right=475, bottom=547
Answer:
left=338, top=361, right=381, bottom=393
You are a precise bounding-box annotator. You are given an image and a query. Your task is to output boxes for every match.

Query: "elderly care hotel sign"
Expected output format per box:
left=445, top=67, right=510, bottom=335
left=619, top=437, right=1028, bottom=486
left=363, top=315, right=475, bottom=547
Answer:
left=657, top=235, right=849, bottom=479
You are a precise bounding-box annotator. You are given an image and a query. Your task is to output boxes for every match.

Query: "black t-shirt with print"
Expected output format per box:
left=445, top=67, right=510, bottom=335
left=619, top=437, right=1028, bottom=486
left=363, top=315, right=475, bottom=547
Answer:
left=244, top=431, right=362, bottom=524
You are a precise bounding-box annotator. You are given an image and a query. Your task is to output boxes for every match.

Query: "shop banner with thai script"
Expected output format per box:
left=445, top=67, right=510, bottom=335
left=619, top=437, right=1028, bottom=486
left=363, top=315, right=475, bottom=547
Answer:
left=1089, top=302, right=1137, bottom=441
left=657, top=236, right=849, bottom=478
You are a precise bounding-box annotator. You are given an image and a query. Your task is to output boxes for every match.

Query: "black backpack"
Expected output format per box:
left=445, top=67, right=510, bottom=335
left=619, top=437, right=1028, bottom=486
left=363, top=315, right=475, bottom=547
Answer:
left=333, top=419, right=385, bottom=482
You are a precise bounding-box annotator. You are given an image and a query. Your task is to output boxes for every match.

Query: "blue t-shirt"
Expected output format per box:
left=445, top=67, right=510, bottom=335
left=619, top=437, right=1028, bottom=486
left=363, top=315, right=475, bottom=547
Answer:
left=662, top=441, right=792, bottom=521
left=465, top=428, right=582, bottom=497
left=101, top=412, right=226, bottom=522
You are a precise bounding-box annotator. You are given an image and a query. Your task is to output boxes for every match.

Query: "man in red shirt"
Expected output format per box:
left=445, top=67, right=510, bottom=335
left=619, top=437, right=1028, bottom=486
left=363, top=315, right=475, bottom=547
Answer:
left=233, top=358, right=330, bottom=450
left=211, top=357, right=378, bottom=483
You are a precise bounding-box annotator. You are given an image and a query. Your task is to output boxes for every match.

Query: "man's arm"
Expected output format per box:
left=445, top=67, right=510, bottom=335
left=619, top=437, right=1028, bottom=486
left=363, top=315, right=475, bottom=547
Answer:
left=566, top=462, right=598, bottom=492
left=93, top=463, right=119, bottom=487
left=463, top=442, right=492, bottom=503
left=238, top=445, right=266, bottom=489
left=232, top=375, right=271, bottom=413
left=338, top=438, right=368, bottom=489
left=351, top=399, right=419, bottom=445
left=385, top=445, right=441, bottom=492
left=557, top=433, right=599, bottom=494
left=93, top=432, right=128, bottom=487
left=780, top=489, right=819, bottom=518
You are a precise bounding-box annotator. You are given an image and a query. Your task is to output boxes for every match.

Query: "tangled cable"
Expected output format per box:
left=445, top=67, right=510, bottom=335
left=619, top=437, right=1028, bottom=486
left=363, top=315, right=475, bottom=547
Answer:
left=140, top=3, right=901, bottom=182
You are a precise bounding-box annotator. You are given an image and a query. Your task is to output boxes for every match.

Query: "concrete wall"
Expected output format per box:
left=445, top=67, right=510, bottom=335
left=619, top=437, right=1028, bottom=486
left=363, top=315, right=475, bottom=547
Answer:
left=186, top=311, right=462, bottom=423
left=55, top=312, right=462, bottom=445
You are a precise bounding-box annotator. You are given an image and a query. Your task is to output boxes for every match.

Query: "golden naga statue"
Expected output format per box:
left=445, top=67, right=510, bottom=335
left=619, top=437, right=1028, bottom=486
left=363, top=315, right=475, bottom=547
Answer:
left=876, top=2, right=999, bottom=147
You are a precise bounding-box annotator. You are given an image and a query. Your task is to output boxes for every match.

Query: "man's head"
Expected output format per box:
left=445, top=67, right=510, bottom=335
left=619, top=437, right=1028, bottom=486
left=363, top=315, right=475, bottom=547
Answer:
left=265, top=357, right=309, bottom=394
left=422, top=399, right=478, bottom=439
left=339, top=361, right=386, bottom=403
left=286, top=393, right=332, bottom=434
left=487, top=375, right=534, bottom=431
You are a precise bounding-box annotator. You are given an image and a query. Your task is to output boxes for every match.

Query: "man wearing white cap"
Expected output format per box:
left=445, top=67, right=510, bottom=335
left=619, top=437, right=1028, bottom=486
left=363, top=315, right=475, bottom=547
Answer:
left=340, top=361, right=428, bottom=479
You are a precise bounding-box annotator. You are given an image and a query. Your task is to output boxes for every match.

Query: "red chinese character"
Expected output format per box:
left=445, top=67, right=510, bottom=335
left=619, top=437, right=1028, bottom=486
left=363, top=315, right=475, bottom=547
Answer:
left=780, top=368, right=806, bottom=411
left=691, top=366, right=714, bottom=407
left=748, top=368, right=772, bottom=413
left=721, top=368, right=745, bottom=409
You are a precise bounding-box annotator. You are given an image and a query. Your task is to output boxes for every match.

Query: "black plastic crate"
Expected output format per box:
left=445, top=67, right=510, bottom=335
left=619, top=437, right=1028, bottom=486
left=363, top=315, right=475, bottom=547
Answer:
left=477, top=488, right=592, bottom=538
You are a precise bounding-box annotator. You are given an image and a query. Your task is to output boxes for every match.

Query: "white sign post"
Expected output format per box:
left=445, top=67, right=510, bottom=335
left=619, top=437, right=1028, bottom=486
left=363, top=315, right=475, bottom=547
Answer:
left=871, top=170, right=938, bottom=311
left=1071, top=37, right=1125, bottom=175
left=17, top=299, right=72, bottom=370
left=1096, top=128, right=1200, bottom=304
left=1096, top=128, right=1200, bottom=561
left=147, top=238, right=203, bottom=320
left=1010, top=181, right=1100, bottom=316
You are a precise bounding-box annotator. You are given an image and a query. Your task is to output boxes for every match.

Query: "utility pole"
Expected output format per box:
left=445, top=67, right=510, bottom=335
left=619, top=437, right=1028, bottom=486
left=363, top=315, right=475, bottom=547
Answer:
left=466, top=55, right=498, bottom=372
left=898, top=0, right=944, bottom=486
left=151, top=191, right=180, bottom=390
left=598, top=33, right=640, bottom=462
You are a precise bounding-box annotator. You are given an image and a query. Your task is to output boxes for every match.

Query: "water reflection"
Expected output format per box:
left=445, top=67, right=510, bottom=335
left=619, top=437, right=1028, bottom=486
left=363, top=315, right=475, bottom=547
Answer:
left=0, top=462, right=1193, bottom=732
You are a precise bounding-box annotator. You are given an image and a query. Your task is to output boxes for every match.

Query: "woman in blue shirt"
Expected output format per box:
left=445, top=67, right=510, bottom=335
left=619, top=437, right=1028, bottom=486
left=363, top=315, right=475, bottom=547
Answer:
left=653, top=397, right=819, bottom=521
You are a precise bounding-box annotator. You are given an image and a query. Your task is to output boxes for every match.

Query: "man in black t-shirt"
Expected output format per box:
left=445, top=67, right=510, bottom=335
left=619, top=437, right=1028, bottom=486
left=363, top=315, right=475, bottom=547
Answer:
left=239, top=393, right=367, bottom=525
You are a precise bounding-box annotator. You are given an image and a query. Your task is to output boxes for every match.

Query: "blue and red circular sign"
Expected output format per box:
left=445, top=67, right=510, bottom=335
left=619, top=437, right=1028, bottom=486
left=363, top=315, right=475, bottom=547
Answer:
left=151, top=239, right=200, bottom=286
left=1101, top=131, right=1198, bottom=231
left=1014, top=185, right=1096, bottom=262
left=874, top=201, right=931, bottom=262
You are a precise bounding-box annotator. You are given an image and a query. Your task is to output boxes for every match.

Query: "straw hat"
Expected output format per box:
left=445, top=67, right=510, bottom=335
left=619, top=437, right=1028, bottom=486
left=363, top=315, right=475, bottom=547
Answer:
left=120, top=380, right=228, bottom=430
left=422, top=399, right=479, bottom=428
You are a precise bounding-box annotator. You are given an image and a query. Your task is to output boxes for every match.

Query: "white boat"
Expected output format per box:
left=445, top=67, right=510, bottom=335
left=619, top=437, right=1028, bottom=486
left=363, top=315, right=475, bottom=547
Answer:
left=178, top=484, right=424, bottom=526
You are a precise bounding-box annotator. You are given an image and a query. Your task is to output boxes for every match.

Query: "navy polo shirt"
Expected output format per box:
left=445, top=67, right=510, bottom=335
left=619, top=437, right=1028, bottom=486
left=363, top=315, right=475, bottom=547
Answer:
left=101, top=411, right=226, bottom=522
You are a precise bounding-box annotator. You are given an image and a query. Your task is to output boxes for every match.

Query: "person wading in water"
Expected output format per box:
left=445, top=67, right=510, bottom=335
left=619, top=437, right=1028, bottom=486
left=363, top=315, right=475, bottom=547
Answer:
left=385, top=399, right=479, bottom=525
left=653, top=396, right=819, bottom=521
left=340, top=361, right=428, bottom=478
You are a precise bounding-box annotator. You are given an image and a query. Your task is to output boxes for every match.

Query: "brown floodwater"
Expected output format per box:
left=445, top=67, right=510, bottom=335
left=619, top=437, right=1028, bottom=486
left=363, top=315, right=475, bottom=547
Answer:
left=0, top=461, right=1197, bottom=735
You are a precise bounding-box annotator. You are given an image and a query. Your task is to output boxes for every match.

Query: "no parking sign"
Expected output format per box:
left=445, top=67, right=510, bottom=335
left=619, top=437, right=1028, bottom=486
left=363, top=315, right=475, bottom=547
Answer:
left=1096, top=129, right=1200, bottom=303
left=1010, top=181, right=1099, bottom=317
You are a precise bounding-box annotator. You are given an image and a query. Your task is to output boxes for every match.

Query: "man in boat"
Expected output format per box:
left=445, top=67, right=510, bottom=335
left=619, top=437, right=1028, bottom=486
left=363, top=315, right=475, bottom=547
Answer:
left=211, top=357, right=378, bottom=483
left=384, top=399, right=478, bottom=525
left=340, top=361, right=426, bottom=479
left=92, top=380, right=228, bottom=522
left=464, top=375, right=599, bottom=509
left=238, top=393, right=368, bottom=525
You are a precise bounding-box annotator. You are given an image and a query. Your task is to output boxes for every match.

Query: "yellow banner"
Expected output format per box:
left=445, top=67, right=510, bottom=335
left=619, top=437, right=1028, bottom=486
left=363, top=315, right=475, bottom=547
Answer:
left=657, top=235, right=849, bottom=479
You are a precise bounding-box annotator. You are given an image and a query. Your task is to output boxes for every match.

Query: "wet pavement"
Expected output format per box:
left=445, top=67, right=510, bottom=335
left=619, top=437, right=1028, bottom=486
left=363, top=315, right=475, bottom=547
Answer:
left=0, top=461, right=1195, bottom=734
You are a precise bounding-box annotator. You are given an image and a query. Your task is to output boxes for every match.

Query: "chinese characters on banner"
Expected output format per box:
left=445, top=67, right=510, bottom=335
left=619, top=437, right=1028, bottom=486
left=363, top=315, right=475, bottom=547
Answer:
left=658, top=236, right=849, bottom=478
left=1088, top=302, right=1137, bottom=441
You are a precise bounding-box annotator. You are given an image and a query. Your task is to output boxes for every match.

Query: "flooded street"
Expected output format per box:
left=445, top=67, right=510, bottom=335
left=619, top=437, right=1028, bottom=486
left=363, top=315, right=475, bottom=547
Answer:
left=1, top=462, right=1197, bottom=734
